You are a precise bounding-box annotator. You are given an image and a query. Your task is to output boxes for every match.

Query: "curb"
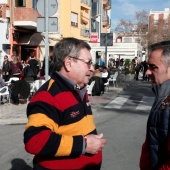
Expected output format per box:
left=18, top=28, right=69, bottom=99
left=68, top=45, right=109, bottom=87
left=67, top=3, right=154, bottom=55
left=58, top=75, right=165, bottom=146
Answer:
left=0, top=118, right=27, bottom=125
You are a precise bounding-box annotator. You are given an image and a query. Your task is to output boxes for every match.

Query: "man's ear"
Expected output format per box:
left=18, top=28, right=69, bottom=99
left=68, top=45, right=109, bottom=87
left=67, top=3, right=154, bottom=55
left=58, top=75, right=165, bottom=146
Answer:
left=64, top=56, right=72, bottom=72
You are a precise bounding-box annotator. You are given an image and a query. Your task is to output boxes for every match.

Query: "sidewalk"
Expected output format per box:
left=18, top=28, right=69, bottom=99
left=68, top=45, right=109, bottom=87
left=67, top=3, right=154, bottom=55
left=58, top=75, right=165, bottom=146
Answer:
left=0, top=79, right=132, bottom=125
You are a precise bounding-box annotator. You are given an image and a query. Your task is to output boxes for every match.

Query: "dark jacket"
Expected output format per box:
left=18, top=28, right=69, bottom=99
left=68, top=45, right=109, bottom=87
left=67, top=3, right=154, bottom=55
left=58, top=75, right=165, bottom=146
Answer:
left=22, top=65, right=36, bottom=78
left=2, top=61, right=10, bottom=73
left=28, top=59, right=39, bottom=75
left=11, top=80, right=30, bottom=99
left=140, top=79, right=170, bottom=170
left=89, top=76, right=104, bottom=96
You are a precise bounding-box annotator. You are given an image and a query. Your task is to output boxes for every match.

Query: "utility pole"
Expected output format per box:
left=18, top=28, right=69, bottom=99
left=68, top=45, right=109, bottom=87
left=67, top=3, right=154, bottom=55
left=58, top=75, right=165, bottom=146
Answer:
left=105, top=33, right=108, bottom=66
left=45, top=0, right=49, bottom=81
left=37, top=0, right=58, bottom=81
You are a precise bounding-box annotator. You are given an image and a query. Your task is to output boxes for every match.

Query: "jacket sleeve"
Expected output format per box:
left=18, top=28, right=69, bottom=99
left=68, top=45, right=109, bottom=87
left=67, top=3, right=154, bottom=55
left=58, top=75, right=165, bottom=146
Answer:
left=158, top=130, right=170, bottom=170
left=140, top=139, right=152, bottom=170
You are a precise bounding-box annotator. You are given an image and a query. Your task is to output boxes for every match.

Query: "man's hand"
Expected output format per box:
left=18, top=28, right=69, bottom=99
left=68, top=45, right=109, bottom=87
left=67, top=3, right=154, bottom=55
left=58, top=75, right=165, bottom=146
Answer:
left=85, top=133, right=107, bottom=154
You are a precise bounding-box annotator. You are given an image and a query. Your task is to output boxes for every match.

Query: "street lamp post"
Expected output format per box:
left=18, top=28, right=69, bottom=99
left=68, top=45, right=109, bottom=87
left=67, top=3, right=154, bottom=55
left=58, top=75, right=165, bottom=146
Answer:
left=105, top=33, right=108, bottom=66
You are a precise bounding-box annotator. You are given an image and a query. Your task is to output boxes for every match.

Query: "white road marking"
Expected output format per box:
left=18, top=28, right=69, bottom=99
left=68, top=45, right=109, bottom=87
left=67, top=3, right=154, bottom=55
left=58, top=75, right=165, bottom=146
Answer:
left=136, top=96, right=154, bottom=110
left=104, top=96, right=154, bottom=110
left=104, top=95, right=130, bottom=109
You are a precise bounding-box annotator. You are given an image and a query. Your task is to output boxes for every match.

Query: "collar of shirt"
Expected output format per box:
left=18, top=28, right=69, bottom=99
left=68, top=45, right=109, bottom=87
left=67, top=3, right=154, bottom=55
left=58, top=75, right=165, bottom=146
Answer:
left=56, top=71, right=87, bottom=100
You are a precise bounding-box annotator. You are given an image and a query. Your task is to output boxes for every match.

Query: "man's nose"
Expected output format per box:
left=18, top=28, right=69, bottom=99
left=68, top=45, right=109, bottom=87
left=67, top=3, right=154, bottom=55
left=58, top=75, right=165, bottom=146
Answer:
left=146, top=68, right=152, bottom=75
left=90, top=64, right=95, bottom=71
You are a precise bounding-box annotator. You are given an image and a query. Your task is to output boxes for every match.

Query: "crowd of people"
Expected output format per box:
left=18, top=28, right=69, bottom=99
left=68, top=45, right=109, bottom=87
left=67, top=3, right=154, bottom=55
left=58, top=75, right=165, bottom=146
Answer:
left=0, top=54, right=51, bottom=105
left=88, top=65, right=111, bottom=96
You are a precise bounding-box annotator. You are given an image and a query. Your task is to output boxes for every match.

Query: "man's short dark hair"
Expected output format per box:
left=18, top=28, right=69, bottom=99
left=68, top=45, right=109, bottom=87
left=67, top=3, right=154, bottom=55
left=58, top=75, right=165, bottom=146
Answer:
left=148, top=40, right=170, bottom=51
left=148, top=40, right=170, bottom=67
left=53, top=37, right=91, bottom=71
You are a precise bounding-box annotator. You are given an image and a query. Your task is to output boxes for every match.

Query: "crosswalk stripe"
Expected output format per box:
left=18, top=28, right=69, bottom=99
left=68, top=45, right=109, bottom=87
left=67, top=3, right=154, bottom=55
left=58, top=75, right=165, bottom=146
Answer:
left=136, top=96, right=154, bottom=110
left=104, top=95, right=130, bottom=109
left=104, top=95, right=154, bottom=110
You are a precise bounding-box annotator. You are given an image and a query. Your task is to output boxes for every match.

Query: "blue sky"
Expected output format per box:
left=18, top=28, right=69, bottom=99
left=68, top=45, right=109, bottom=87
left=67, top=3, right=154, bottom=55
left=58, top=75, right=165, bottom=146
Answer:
left=111, top=0, right=170, bottom=29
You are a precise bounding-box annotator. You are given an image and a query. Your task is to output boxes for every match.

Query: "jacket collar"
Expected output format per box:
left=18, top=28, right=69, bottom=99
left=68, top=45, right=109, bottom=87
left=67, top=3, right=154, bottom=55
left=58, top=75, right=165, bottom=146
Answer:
left=152, top=79, right=170, bottom=110
left=50, top=71, right=87, bottom=100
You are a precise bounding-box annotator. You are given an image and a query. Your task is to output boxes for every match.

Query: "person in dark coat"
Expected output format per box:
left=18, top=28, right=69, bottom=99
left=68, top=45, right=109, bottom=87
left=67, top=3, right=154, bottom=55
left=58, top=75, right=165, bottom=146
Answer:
left=89, top=76, right=104, bottom=96
left=140, top=40, right=170, bottom=169
left=142, top=60, right=148, bottom=81
left=2, top=55, right=10, bottom=81
left=28, top=54, right=39, bottom=80
left=10, top=80, right=30, bottom=105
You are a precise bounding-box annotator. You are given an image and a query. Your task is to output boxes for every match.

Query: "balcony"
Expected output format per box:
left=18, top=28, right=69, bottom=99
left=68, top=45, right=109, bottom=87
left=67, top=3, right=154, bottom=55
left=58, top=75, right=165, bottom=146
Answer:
left=13, top=8, right=40, bottom=29
left=81, top=10, right=89, bottom=24
left=103, top=0, right=111, bottom=10
left=81, top=0, right=91, bottom=7
left=81, top=27, right=90, bottom=37
left=102, top=15, right=110, bottom=27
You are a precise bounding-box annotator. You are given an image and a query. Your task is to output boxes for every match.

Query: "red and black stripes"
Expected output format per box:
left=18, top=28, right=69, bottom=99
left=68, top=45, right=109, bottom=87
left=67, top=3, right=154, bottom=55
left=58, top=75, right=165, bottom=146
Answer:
left=24, top=72, right=102, bottom=169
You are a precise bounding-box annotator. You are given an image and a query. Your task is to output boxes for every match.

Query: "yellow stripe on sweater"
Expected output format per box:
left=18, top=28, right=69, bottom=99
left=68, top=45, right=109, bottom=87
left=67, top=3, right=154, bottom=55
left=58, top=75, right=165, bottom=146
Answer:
left=25, top=113, right=59, bottom=131
left=26, top=113, right=95, bottom=136
left=48, top=79, right=54, bottom=91
left=57, top=115, right=96, bottom=136
left=55, top=135, right=73, bottom=156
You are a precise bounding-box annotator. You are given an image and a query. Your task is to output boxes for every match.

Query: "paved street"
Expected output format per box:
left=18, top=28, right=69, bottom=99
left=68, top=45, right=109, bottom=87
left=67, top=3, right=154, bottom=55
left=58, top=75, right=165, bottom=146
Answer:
left=0, top=79, right=154, bottom=170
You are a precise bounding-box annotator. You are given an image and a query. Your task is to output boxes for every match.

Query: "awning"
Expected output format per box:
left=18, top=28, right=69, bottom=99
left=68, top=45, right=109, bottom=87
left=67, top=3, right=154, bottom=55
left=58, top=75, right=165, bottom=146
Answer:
left=18, top=33, right=45, bottom=46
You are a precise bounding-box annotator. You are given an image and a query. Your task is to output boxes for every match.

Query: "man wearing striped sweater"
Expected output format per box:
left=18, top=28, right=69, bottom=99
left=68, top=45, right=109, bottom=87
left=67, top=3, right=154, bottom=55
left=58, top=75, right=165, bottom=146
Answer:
left=24, top=38, right=107, bottom=170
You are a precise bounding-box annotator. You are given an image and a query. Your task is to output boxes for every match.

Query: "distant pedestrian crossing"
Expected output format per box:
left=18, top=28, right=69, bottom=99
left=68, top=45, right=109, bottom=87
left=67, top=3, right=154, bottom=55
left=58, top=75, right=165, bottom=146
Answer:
left=104, top=95, right=154, bottom=111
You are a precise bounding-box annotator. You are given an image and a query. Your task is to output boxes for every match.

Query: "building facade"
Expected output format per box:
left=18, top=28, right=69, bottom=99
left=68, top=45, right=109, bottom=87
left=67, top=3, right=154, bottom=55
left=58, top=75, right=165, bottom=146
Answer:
left=89, top=0, right=111, bottom=65
left=0, top=0, right=143, bottom=69
left=149, top=8, right=170, bottom=45
left=0, top=0, right=92, bottom=68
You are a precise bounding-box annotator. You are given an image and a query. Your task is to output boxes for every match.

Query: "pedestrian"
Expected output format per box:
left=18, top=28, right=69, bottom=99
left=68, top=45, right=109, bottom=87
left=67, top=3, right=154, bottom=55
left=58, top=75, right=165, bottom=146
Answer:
left=24, top=37, right=107, bottom=170
left=9, top=55, right=23, bottom=79
left=0, top=70, right=6, bottom=104
left=142, top=60, right=148, bottom=81
left=2, top=55, right=10, bottom=81
left=134, top=57, right=141, bottom=80
left=140, top=40, right=170, bottom=169
left=89, top=66, right=104, bottom=96
left=28, top=53, right=39, bottom=80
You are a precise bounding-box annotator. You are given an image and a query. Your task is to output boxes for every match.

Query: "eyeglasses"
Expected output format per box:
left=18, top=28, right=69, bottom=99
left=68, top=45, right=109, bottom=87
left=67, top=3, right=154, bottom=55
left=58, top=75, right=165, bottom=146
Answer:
left=69, top=56, right=93, bottom=68
left=4, top=58, right=7, bottom=59
left=147, top=64, right=158, bottom=70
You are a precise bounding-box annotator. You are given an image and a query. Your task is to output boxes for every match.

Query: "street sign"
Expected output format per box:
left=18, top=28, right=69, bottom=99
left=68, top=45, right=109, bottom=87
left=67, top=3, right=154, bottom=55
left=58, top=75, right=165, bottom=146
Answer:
left=100, top=33, right=113, bottom=46
left=37, top=17, right=58, bottom=32
left=37, top=0, right=58, bottom=17
left=90, top=32, right=98, bottom=43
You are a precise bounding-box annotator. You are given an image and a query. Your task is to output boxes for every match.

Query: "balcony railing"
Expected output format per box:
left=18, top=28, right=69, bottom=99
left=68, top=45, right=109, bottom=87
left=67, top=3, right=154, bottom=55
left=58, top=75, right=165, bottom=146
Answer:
left=81, top=27, right=90, bottom=37
left=81, top=0, right=91, bottom=6
left=81, top=11, right=89, bottom=24
left=102, top=15, right=110, bottom=26
left=14, top=8, right=40, bottom=23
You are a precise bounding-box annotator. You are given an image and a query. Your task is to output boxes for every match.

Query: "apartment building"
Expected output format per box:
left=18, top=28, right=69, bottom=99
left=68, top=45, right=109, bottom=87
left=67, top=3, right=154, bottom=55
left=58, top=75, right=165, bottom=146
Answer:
left=0, top=0, right=41, bottom=65
left=90, top=0, right=111, bottom=65
left=149, top=8, right=170, bottom=45
left=0, top=0, right=91, bottom=67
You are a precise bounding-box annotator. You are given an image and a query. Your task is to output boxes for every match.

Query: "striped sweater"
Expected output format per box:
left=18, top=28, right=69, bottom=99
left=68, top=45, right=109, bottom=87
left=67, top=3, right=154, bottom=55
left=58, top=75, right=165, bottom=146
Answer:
left=24, top=72, right=102, bottom=170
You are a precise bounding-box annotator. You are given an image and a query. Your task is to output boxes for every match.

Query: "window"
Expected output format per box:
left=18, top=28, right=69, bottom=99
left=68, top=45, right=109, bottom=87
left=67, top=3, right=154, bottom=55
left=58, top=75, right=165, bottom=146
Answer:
left=32, top=0, right=38, bottom=9
left=153, top=14, right=158, bottom=25
left=135, top=38, right=141, bottom=43
left=153, top=19, right=158, bottom=25
left=123, top=37, right=132, bottom=43
left=71, top=12, right=78, bottom=27
left=15, top=0, right=26, bottom=7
